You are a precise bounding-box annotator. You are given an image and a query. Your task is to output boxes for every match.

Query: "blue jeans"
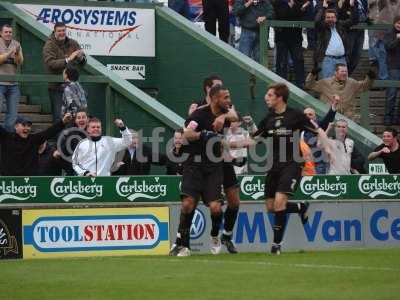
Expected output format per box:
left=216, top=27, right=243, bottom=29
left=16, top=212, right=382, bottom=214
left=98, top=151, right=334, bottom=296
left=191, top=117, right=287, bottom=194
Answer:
left=369, top=35, right=389, bottom=80
left=239, top=28, right=260, bottom=62
left=385, top=69, right=400, bottom=124
left=0, top=84, right=20, bottom=132
left=320, top=56, right=347, bottom=79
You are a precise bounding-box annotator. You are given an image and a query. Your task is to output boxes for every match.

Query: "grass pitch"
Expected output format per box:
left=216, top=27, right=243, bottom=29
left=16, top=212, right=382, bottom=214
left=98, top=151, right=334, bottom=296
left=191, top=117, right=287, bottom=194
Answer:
left=1, top=249, right=399, bottom=300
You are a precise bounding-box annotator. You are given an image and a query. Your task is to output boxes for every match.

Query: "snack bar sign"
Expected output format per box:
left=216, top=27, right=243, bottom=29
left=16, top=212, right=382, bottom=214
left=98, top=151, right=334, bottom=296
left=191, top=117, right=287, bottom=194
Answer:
left=16, top=4, right=155, bottom=57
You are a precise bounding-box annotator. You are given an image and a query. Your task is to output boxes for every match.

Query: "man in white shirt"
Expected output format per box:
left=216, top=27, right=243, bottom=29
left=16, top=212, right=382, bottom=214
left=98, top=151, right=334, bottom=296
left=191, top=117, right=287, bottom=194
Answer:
left=72, top=117, right=132, bottom=176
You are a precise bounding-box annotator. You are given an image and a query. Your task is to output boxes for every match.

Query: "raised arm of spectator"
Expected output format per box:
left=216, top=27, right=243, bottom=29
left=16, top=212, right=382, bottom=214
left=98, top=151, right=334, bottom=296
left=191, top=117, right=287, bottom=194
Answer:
left=314, top=2, right=326, bottom=25
left=31, top=113, right=72, bottom=145
left=232, top=0, right=251, bottom=16
left=305, top=68, right=323, bottom=92
left=110, top=119, right=133, bottom=153
left=342, top=0, right=359, bottom=28
left=319, top=104, right=337, bottom=131
left=15, top=44, right=23, bottom=65
left=354, top=69, right=376, bottom=93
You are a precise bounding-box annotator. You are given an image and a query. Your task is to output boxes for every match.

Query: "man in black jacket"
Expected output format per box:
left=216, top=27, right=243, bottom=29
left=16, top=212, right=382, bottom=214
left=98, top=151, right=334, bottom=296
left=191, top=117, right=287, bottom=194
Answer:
left=384, top=15, right=400, bottom=126
left=272, top=0, right=309, bottom=88
left=112, top=130, right=167, bottom=175
left=314, top=0, right=358, bottom=79
left=0, top=113, right=71, bottom=175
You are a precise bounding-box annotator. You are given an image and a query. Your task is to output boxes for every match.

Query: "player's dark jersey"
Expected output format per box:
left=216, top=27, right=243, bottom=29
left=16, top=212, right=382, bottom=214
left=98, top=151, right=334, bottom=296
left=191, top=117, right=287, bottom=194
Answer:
left=183, top=105, right=230, bottom=165
left=257, top=107, right=317, bottom=166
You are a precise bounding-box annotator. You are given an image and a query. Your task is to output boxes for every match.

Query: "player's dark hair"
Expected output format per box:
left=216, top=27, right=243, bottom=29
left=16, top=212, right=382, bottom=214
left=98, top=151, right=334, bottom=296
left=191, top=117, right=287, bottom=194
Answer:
left=64, top=66, right=80, bottom=82
left=1, top=24, right=12, bottom=32
left=335, top=63, right=347, bottom=71
left=268, top=83, right=289, bottom=103
left=383, top=127, right=398, bottom=137
left=203, top=75, right=222, bottom=94
left=54, top=22, right=66, bottom=31
left=209, top=85, right=228, bottom=99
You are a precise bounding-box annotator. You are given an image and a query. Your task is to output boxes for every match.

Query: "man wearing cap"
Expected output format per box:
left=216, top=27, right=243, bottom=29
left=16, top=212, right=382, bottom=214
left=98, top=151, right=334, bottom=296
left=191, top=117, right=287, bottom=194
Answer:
left=0, top=113, right=72, bottom=175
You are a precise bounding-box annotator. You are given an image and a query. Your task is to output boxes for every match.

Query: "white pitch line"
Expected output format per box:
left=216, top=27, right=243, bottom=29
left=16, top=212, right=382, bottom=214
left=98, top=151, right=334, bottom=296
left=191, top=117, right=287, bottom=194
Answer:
left=127, top=257, right=400, bottom=272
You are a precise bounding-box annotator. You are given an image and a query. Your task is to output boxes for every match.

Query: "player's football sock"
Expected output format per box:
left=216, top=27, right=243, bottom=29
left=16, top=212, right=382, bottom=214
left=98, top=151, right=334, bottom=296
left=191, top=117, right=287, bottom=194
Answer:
left=273, top=210, right=287, bottom=244
left=223, top=206, right=239, bottom=234
left=210, top=211, right=223, bottom=237
left=178, top=210, right=195, bottom=248
left=286, top=202, right=300, bottom=213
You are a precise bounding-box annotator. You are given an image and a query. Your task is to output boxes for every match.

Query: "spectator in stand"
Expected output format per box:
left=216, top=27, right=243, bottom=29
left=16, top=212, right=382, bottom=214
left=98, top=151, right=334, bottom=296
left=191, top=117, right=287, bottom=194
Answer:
left=314, top=1, right=358, bottom=79
left=383, top=15, right=400, bottom=126
left=0, top=24, right=23, bottom=132
left=233, top=0, right=274, bottom=62
left=43, top=22, right=86, bottom=123
left=225, top=118, right=250, bottom=175
left=61, top=66, right=87, bottom=118
left=202, top=0, right=230, bottom=43
left=347, top=0, right=368, bottom=75
left=305, top=63, right=375, bottom=121
left=36, top=141, right=63, bottom=176
left=368, top=128, right=400, bottom=174
left=272, top=0, right=309, bottom=88
left=57, top=109, right=89, bottom=175
left=188, top=75, right=222, bottom=115
left=304, top=0, right=317, bottom=50
left=0, top=113, right=72, bottom=176
left=112, top=129, right=167, bottom=175
left=72, top=117, right=132, bottom=176
left=166, top=128, right=186, bottom=175
left=303, top=95, right=338, bottom=174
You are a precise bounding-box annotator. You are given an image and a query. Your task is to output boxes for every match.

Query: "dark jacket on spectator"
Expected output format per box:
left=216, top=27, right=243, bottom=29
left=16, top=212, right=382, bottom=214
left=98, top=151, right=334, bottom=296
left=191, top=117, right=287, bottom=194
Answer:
left=36, top=144, right=63, bottom=176
left=112, top=145, right=167, bottom=175
left=384, top=27, right=400, bottom=70
left=42, top=34, right=83, bottom=90
left=272, top=0, right=305, bottom=43
left=0, top=121, right=65, bottom=176
left=314, top=5, right=358, bottom=66
left=166, top=147, right=185, bottom=175
left=233, top=0, right=274, bottom=31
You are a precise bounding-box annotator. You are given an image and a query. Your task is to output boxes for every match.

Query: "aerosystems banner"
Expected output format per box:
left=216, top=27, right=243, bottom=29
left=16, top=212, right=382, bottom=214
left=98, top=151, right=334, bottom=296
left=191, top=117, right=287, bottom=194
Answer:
left=16, top=4, right=155, bottom=57
left=0, top=175, right=399, bottom=204
left=0, top=209, right=23, bottom=259
left=170, top=202, right=400, bottom=253
left=22, top=207, right=169, bottom=259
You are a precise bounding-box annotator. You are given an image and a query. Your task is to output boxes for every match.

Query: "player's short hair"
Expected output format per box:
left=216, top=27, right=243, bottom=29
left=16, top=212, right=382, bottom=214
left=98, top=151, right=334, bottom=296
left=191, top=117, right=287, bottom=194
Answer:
left=1, top=24, right=12, bottom=32
left=268, top=83, right=289, bottom=103
left=209, top=84, right=228, bottom=99
left=335, top=63, right=347, bottom=71
left=64, top=66, right=80, bottom=82
left=335, top=119, right=348, bottom=126
left=383, top=127, right=398, bottom=137
left=54, top=22, right=66, bottom=31
left=203, top=75, right=222, bottom=94
left=88, top=117, right=101, bottom=125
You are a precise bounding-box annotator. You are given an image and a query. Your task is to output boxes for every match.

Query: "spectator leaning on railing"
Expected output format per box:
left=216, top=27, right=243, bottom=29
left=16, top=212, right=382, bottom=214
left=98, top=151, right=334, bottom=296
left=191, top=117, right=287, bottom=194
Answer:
left=0, top=24, right=23, bottom=133
left=0, top=113, right=72, bottom=176
left=43, top=22, right=86, bottom=123
left=383, top=15, right=400, bottom=126
left=233, top=0, right=274, bottom=62
left=314, top=1, right=358, bottom=79
left=72, top=117, right=132, bottom=176
left=368, top=128, right=400, bottom=174
left=305, top=63, right=375, bottom=122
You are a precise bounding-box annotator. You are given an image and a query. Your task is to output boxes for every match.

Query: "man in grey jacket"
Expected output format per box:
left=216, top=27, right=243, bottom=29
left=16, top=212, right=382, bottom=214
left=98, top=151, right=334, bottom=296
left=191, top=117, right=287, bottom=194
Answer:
left=233, top=0, right=273, bottom=62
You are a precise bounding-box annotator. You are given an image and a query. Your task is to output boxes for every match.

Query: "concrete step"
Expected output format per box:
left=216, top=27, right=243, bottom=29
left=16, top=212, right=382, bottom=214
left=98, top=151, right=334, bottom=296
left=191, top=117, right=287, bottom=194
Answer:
left=16, top=104, right=42, bottom=113
left=0, top=113, right=52, bottom=123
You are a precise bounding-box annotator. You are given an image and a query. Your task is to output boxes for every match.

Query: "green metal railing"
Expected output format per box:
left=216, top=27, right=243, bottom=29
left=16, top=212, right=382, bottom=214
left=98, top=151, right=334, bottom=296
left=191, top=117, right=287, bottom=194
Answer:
left=260, top=21, right=400, bottom=130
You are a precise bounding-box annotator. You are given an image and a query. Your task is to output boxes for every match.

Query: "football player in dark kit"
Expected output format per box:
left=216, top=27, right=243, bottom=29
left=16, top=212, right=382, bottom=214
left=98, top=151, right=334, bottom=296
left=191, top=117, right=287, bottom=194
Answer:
left=170, top=85, right=238, bottom=256
left=254, top=83, right=329, bottom=255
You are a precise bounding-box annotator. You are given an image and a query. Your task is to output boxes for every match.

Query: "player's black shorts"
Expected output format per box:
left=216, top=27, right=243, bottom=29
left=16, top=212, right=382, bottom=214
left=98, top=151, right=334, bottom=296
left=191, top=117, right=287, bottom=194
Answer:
left=223, top=162, right=238, bottom=190
left=181, top=163, right=223, bottom=205
left=264, top=162, right=302, bottom=198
